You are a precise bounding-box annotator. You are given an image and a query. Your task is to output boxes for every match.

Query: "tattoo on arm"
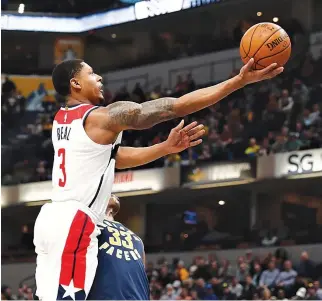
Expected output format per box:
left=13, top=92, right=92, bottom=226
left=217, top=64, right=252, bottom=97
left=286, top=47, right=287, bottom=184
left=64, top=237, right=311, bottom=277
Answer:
left=106, top=98, right=178, bottom=130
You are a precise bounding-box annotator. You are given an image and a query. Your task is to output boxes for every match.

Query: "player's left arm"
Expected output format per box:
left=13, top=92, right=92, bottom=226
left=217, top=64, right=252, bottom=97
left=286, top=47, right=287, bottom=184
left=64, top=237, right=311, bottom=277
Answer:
left=115, top=120, right=205, bottom=169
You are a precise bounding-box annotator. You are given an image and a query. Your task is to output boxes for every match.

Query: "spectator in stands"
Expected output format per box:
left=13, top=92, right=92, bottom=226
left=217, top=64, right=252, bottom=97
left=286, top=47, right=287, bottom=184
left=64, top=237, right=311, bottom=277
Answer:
left=194, top=278, right=206, bottom=299
left=164, top=153, right=181, bottom=167
left=258, top=137, right=271, bottom=156
left=276, top=288, right=287, bottom=300
left=1, top=285, right=15, bottom=300
left=132, top=82, right=146, bottom=103
left=286, top=132, right=303, bottom=151
left=309, top=104, right=321, bottom=125
left=313, top=281, right=322, bottom=300
left=113, top=86, right=130, bottom=102
left=193, top=257, right=211, bottom=281
left=209, top=261, right=220, bottom=278
left=236, top=262, right=248, bottom=285
left=294, top=287, right=307, bottom=300
left=306, top=283, right=319, bottom=300
left=229, top=276, right=243, bottom=298
left=146, top=262, right=156, bottom=282
left=161, top=284, right=177, bottom=300
left=185, top=73, right=196, bottom=92
left=245, top=138, right=260, bottom=157
left=158, top=266, right=174, bottom=287
left=302, top=108, right=315, bottom=128
left=21, top=224, right=33, bottom=250
left=176, top=260, right=189, bottom=281
left=297, top=251, right=315, bottom=278
left=198, top=144, right=212, bottom=161
left=150, top=85, right=162, bottom=100
left=252, top=262, right=262, bottom=286
left=241, top=274, right=256, bottom=300
left=175, top=75, right=187, bottom=92
left=279, top=89, right=294, bottom=119
left=35, top=161, right=48, bottom=181
left=263, top=93, right=285, bottom=132
left=176, top=287, right=191, bottom=300
left=25, top=288, right=33, bottom=300
left=276, top=260, right=297, bottom=297
left=204, top=284, right=218, bottom=300
left=260, top=260, right=280, bottom=289
left=272, top=134, right=288, bottom=153
left=218, top=259, right=234, bottom=280
left=221, top=282, right=236, bottom=300
left=172, top=280, right=182, bottom=298
left=150, top=277, right=162, bottom=300
left=2, top=76, right=16, bottom=94
left=181, top=148, right=198, bottom=166
left=190, top=290, right=199, bottom=300
left=220, top=125, right=233, bottom=147
left=261, top=287, right=272, bottom=300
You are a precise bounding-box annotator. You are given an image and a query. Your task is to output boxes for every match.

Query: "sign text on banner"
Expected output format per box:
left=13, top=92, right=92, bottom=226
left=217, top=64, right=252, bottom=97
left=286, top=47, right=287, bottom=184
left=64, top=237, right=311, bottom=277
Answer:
left=257, top=148, right=322, bottom=179
left=181, top=161, right=254, bottom=186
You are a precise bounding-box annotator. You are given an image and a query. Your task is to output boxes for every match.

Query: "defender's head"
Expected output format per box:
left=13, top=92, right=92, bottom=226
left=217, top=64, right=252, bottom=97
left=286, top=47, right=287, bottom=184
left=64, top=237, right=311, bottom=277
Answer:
left=52, top=59, right=104, bottom=105
left=106, top=195, right=120, bottom=220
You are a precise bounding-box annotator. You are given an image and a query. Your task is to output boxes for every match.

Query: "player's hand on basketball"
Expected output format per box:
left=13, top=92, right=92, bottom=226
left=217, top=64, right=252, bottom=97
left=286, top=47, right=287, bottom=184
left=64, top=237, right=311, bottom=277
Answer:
left=238, top=58, right=284, bottom=86
left=164, top=120, right=205, bottom=154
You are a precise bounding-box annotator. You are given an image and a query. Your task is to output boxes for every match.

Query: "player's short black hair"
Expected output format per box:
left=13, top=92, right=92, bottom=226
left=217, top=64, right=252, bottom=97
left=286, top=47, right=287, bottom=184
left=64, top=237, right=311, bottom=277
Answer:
left=52, top=59, right=84, bottom=96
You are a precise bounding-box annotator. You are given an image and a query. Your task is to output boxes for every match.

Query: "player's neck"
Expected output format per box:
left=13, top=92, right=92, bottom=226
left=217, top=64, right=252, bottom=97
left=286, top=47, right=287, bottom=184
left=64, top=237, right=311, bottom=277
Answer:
left=66, top=96, right=93, bottom=107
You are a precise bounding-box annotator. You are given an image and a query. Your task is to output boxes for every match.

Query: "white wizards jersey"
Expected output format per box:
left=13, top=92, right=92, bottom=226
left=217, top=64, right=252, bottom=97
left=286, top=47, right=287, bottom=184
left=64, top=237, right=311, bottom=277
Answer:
left=51, top=104, right=122, bottom=223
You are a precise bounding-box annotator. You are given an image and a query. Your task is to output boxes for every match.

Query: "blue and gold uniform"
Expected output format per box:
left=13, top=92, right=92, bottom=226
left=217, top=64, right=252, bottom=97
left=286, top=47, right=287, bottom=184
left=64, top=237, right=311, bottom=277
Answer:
left=88, top=219, right=149, bottom=300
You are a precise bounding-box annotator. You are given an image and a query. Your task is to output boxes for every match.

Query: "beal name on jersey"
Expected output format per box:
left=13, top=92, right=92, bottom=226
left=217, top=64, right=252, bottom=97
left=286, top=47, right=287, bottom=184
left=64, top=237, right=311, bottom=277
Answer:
left=56, top=126, right=71, bottom=141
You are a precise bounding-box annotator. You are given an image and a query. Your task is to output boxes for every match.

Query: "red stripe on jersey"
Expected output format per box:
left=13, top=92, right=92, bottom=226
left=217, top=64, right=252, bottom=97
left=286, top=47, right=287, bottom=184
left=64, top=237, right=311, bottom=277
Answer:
left=54, top=104, right=94, bottom=124
left=73, top=215, right=95, bottom=288
left=59, top=210, right=94, bottom=289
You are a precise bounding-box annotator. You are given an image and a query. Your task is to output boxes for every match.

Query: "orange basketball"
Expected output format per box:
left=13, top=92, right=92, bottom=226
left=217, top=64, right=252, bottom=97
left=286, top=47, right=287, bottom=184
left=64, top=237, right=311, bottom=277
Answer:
left=240, top=22, right=291, bottom=70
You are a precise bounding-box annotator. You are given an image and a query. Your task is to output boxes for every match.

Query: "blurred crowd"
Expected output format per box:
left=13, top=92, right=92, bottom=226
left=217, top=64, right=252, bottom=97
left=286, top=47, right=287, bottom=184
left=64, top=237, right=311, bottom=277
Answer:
left=2, top=249, right=322, bottom=300
left=2, top=48, right=322, bottom=184
left=147, top=249, right=322, bottom=300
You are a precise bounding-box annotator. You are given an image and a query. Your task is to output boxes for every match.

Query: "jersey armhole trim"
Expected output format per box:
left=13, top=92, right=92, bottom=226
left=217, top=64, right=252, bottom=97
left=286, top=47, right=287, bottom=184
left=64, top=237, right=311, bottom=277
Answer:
left=111, top=144, right=120, bottom=161
left=88, top=144, right=120, bottom=208
left=82, top=106, right=99, bottom=127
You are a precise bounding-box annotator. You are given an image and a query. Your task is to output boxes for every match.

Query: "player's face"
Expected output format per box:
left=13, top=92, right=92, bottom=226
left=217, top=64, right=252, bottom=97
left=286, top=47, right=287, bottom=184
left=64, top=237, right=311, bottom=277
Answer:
left=77, top=62, right=104, bottom=104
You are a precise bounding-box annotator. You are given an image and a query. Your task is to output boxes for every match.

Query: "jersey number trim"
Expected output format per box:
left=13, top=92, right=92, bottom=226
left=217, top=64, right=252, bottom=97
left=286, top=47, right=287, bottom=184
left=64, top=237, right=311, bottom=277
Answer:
left=58, top=148, right=67, bottom=187
left=107, top=227, right=134, bottom=250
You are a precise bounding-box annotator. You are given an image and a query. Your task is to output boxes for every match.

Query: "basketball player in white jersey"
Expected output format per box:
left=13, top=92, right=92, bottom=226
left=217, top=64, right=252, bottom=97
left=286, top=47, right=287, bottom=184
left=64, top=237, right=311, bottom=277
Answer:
left=33, top=58, right=283, bottom=300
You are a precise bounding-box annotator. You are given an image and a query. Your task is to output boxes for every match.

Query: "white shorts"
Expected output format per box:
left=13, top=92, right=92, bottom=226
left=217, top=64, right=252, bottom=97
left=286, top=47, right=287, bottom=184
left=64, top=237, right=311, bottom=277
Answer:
left=34, top=201, right=100, bottom=300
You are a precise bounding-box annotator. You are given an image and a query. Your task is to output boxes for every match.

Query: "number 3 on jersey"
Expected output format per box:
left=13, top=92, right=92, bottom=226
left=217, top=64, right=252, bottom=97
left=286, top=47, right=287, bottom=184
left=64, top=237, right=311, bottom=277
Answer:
left=58, top=148, right=66, bottom=187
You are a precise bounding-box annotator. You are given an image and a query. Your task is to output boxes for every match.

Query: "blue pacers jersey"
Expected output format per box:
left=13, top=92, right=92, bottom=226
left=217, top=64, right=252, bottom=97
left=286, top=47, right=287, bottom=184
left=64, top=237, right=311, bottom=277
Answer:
left=88, top=220, right=149, bottom=300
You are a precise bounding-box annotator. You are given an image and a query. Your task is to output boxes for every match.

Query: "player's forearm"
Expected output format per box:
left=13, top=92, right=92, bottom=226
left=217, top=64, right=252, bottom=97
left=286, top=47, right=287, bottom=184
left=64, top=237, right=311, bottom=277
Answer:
left=173, top=75, right=244, bottom=116
left=115, top=144, right=169, bottom=169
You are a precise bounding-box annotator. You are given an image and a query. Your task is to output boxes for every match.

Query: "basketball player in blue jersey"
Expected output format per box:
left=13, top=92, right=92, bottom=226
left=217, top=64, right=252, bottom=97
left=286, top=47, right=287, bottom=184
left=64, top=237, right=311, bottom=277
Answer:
left=88, top=194, right=149, bottom=300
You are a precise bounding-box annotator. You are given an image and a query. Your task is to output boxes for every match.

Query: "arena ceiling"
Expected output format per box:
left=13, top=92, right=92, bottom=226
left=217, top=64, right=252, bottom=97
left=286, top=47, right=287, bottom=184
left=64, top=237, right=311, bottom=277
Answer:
left=2, top=0, right=130, bottom=15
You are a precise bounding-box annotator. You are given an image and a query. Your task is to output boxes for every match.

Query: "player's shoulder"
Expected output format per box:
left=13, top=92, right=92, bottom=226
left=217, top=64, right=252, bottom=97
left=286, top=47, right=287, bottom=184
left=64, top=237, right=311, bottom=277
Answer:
left=84, top=106, right=109, bottom=126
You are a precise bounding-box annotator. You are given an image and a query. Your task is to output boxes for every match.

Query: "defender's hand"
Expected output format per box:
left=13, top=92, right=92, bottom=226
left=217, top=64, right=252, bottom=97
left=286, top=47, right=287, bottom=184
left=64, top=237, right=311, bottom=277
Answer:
left=164, top=120, right=205, bottom=154
left=238, top=58, right=284, bottom=86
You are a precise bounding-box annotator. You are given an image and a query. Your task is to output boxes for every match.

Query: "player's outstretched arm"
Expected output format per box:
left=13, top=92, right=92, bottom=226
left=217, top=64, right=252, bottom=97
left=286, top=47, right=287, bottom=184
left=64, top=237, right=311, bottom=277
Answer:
left=115, top=120, right=204, bottom=169
left=105, top=59, right=283, bottom=132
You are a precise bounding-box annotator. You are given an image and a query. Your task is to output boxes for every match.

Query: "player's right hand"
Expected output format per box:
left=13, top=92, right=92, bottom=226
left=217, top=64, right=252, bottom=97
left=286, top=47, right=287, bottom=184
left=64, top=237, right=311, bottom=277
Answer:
left=238, top=58, right=284, bottom=86
left=164, top=120, right=205, bottom=154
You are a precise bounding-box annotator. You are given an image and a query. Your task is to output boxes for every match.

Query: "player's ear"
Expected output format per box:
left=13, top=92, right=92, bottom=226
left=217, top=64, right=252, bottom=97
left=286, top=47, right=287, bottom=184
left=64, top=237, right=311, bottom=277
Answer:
left=70, top=78, right=81, bottom=91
